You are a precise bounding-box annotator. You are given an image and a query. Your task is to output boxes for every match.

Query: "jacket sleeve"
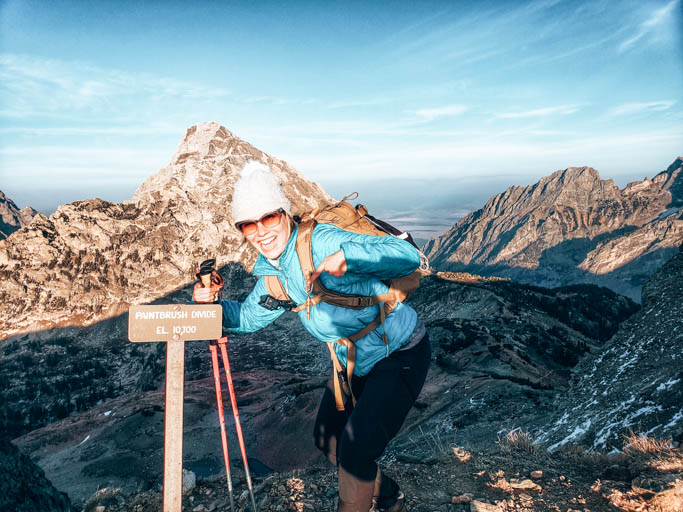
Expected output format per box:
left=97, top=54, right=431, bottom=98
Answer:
left=219, top=276, right=285, bottom=333
left=313, top=223, right=421, bottom=280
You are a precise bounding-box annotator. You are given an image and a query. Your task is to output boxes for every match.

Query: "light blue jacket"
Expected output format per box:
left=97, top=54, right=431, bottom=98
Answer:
left=220, top=223, right=421, bottom=376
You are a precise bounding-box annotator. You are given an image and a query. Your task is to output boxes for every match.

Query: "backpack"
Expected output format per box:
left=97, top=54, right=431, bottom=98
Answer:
left=261, top=193, right=429, bottom=410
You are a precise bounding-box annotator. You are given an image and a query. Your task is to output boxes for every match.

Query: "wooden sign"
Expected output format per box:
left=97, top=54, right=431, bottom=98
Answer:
left=128, top=303, right=222, bottom=512
left=129, top=304, right=222, bottom=342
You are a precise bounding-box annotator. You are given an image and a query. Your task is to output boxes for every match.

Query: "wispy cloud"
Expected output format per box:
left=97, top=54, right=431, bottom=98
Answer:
left=609, top=100, right=677, bottom=116
left=496, top=105, right=579, bottom=119
left=415, top=104, right=468, bottom=122
left=0, top=53, right=230, bottom=119
left=385, top=0, right=615, bottom=71
left=0, top=123, right=182, bottom=137
left=325, top=98, right=394, bottom=110
left=0, top=145, right=169, bottom=187
left=618, top=0, right=680, bottom=53
left=240, top=95, right=317, bottom=106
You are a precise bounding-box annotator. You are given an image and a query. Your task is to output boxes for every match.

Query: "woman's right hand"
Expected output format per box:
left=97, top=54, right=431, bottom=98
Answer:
left=193, top=282, right=216, bottom=303
left=307, top=249, right=348, bottom=289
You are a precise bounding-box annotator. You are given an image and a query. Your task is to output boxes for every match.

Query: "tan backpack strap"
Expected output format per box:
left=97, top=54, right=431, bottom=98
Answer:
left=337, top=338, right=357, bottom=408
left=315, top=289, right=378, bottom=310
left=296, top=219, right=317, bottom=282
left=264, top=275, right=290, bottom=301
left=374, top=271, right=421, bottom=305
left=290, top=295, right=324, bottom=313
left=327, top=342, right=351, bottom=411
left=344, top=340, right=356, bottom=405
left=326, top=302, right=394, bottom=410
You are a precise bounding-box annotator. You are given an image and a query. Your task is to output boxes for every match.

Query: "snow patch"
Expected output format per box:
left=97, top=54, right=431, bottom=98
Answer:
left=625, top=405, right=663, bottom=422
left=78, top=435, right=91, bottom=446
left=104, top=410, right=112, bottom=416
left=656, top=378, right=680, bottom=392
left=548, top=419, right=592, bottom=451
left=664, top=410, right=683, bottom=429
left=615, top=352, right=639, bottom=378
left=556, top=412, right=570, bottom=426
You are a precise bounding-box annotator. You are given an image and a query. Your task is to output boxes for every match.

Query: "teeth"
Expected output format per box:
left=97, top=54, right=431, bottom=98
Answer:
left=261, top=236, right=276, bottom=247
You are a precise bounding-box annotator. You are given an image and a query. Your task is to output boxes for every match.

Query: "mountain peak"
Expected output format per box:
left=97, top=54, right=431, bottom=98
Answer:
left=665, top=156, right=683, bottom=175
left=0, top=124, right=331, bottom=339
left=0, top=190, right=38, bottom=239
left=171, top=121, right=236, bottom=165
left=549, top=166, right=601, bottom=185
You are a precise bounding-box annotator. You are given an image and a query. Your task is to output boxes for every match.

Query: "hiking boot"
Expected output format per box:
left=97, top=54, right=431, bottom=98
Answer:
left=371, top=470, right=407, bottom=512
left=371, top=491, right=407, bottom=512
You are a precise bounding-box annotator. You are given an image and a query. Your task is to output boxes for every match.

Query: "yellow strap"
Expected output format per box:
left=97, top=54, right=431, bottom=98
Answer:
left=345, top=340, right=356, bottom=406
left=296, top=220, right=316, bottom=282
left=327, top=343, right=346, bottom=411
left=264, top=275, right=288, bottom=301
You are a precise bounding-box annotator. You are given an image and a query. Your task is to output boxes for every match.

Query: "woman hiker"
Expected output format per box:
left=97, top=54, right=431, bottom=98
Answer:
left=193, top=161, right=431, bottom=512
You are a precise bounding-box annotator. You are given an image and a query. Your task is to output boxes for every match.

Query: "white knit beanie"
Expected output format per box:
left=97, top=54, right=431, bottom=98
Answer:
left=232, top=161, right=291, bottom=227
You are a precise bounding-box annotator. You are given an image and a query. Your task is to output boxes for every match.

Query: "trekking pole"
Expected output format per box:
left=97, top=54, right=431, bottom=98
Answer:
left=216, top=336, right=259, bottom=512
left=209, top=342, right=235, bottom=512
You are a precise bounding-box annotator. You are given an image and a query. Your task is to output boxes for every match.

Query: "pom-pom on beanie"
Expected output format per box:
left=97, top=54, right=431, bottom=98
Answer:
left=232, top=160, right=291, bottom=228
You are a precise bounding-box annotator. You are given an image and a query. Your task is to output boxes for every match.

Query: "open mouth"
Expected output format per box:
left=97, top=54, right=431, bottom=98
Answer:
left=258, top=235, right=277, bottom=249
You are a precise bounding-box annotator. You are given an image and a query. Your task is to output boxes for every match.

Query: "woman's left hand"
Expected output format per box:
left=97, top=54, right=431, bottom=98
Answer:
left=307, top=250, right=347, bottom=289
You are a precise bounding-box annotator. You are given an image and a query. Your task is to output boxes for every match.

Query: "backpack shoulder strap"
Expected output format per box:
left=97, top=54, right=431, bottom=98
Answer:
left=264, top=275, right=290, bottom=301
left=296, top=219, right=317, bottom=284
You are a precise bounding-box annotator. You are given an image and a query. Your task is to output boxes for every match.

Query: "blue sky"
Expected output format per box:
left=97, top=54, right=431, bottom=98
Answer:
left=0, top=0, right=681, bottom=234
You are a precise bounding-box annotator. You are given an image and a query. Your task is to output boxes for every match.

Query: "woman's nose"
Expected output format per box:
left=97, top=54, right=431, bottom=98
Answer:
left=255, top=221, right=267, bottom=236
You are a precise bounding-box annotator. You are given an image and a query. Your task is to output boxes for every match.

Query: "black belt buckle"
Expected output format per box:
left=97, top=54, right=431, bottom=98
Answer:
left=259, top=295, right=297, bottom=311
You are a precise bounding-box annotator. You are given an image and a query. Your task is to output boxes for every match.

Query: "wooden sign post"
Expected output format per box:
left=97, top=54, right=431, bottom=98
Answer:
left=128, top=304, right=222, bottom=512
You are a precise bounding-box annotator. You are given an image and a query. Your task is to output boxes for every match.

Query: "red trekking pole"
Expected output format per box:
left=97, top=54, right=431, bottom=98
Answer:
left=209, top=342, right=236, bottom=512
left=216, top=336, right=258, bottom=512
left=196, top=260, right=257, bottom=510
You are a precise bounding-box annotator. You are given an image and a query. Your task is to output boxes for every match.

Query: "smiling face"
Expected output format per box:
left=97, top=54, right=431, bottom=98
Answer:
left=241, top=211, right=292, bottom=260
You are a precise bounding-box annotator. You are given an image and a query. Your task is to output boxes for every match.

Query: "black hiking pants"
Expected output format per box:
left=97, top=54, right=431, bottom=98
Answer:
left=313, top=333, right=431, bottom=492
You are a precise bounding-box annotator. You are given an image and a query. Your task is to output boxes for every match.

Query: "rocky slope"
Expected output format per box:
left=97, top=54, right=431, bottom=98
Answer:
left=536, top=248, right=683, bottom=452
left=0, top=437, right=74, bottom=512
left=424, top=158, right=683, bottom=301
left=8, top=269, right=638, bottom=506
left=0, top=122, right=331, bottom=339
left=91, top=434, right=683, bottom=512
left=0, top=190, right=38, bottom=239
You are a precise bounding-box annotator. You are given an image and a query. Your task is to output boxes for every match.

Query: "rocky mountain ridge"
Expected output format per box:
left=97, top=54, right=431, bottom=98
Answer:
left=0, top=190, right=38, bottom=239
left=0, top=122, right=331, bottom=340
left=424, top=158, right=683, bottom=301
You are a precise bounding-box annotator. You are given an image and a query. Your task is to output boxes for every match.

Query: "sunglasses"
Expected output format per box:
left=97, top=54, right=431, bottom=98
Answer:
left=237, top=209, right=284, bottom=236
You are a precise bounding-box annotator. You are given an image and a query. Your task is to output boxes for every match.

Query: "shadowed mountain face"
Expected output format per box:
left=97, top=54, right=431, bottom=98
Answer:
left=0, top=122, right=331, bottom=340
left=423, top=158, right=683, bottom=302
left=0, top=190, right=37, bottom=240
left=0, top=437, right=73, bottom=512
left=536, top=249, right=683, bottom=451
